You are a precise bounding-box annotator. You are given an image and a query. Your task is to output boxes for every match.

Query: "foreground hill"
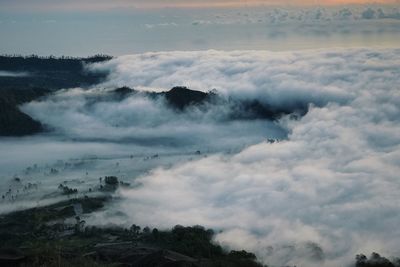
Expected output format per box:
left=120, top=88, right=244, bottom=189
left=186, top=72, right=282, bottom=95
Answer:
left=0, top=196, right=263, bottom=267
left=0, top=195, right=398, bottom=267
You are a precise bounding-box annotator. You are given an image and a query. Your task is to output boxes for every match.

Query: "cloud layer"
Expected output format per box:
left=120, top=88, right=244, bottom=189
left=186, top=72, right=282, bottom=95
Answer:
left=84, top=48, right=400, bottom=266
left=90, top=49, right=356, bottom=107
left=21, top=87, right=286, bottom=149
left=1, top=48, right=399, bottom=266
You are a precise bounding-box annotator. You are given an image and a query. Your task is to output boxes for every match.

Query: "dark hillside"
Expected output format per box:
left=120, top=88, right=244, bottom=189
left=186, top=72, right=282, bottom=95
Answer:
left=0, top=197, right=264, bottom=267
left=164, top=86, right=210, bottom=110
left=0, top=88, right=50, bottom=136
left=0, top=55, right=111, bottom=136
left=0, top=55, right=111, bottom=90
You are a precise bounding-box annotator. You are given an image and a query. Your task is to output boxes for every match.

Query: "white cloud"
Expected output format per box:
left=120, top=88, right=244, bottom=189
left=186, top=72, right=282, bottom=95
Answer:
left=82, top=48, right=400, bottom=267
left=21, top=87, right=286, bottom=150
left=186, top=6, right=400, bottom=26
left=144, top=22, right=178, bottom=29
left=1, top=48, right=398, bottom=266
left=90, top=49, right=357, bottom=108
left=0, top=71, right=29, bottom=77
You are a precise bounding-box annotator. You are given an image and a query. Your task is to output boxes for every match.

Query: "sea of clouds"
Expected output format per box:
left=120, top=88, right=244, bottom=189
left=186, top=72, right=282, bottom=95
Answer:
left=1, top=48, right=399, bottom=266
left=84, top=48, right=400, bottom=267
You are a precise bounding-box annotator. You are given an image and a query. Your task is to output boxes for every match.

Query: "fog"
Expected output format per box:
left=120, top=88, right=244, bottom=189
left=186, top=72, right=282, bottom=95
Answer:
left=89, top=48, right=400, bottom=266
left=1, top=48, right=400, bottom=266
left=20, top=87, right=286, bottom=144
left=0, top=70, right=29, bottom=77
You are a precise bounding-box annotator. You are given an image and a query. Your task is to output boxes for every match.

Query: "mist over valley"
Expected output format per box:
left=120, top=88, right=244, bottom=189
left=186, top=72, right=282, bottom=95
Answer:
left=1, top=3, right=400, bottom=266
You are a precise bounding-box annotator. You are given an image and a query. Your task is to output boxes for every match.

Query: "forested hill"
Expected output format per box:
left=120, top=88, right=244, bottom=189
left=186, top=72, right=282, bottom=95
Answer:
left=0, top=55, right=111, bottom=90
left=0, top=88, right=50, bottom=136
left=0, top=55, right=112, bottom=136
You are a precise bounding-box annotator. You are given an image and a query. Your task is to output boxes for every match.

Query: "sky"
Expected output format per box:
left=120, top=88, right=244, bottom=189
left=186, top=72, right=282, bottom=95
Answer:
left=0, top=1, right=400, bottom=55
left=0, top=0, right=399, bottom=11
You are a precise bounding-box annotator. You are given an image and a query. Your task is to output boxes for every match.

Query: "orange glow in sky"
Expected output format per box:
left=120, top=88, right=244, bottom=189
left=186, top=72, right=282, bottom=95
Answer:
left=134, top=0, right=400, bottom=8
left=1, top=0, right=399, bottom=12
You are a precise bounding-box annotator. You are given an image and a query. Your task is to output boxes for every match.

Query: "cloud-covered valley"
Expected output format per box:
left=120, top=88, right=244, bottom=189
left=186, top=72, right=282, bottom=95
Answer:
left=1, top=48, right=400, bottom=266
left=84, top=49, right=400, bottom=266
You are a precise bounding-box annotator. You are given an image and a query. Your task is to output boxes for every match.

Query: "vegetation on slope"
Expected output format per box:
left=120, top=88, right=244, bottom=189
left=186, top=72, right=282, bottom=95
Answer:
left=0, top=196, right=263, bottom=267
left=0, top=55, right=111, bottom=136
